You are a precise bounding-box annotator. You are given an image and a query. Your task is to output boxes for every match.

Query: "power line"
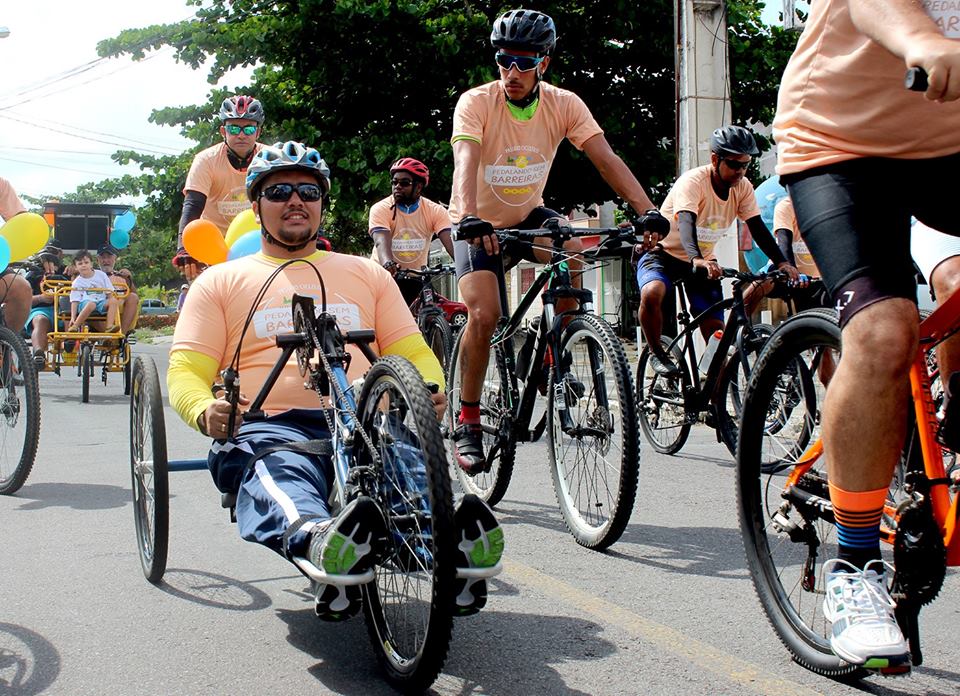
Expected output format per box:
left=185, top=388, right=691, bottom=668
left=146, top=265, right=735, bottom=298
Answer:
left=5, top=109, right=186, bottom=151
left=0, top=154, right=126, bottom=177
left=0, top=113, right=184, bottom=155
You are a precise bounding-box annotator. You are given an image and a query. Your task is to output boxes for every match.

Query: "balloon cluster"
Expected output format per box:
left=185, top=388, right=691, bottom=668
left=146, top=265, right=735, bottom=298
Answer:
left=182, top=208, right=260, bottom=265
left=110, top=210, right=137, bottom=249
left=0, top=213, right=51, bottom=271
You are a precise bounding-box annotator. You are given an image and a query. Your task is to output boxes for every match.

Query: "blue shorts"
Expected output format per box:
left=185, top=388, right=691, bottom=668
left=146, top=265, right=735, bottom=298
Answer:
left=78, top=298, right=108, bottom=315
left=25, top=306, right=60, bottom=332
left=636, top=248, right=723, bottom=322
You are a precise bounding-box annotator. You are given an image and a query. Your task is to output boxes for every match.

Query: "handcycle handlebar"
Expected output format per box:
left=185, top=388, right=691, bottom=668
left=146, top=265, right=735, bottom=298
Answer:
left=393, top=264, right=456, bottom=281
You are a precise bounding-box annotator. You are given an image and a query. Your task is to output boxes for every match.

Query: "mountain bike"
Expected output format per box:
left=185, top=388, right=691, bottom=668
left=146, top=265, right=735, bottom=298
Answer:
left=0, top=274, right=41, bottom=495
left=395, top=264, right=455, bottom=374
left=129, top=269, right=473, bottom=692
left=447, top=219, right=640, bottom=549
left=736, top=296, right=960, bottom=678
left=635, top=267, right=787, bottom=456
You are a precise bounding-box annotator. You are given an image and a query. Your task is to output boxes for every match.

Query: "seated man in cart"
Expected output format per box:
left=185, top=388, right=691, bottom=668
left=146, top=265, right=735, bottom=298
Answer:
left=168, top=140, right=504, bottom=621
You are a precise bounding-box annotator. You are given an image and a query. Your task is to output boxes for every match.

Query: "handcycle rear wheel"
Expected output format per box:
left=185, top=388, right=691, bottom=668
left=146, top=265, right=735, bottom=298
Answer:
left=419, top=310, right=452, bottom=376
left=736, top=310, right=866, bottom=677
left=549, top=314, right=639, bottom=549
left=357, top=355, right=456, bottom=692
left=446, top=330, right=516, bottom=506
left=129, top=355, right=169, bottom=584
left=0, top=326, right=41, bottom=495
left=636, top=338, right=693, bottom=454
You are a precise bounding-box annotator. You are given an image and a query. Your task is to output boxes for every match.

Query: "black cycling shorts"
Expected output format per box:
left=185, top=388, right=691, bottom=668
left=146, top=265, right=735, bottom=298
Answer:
left=783, top=151, right=960, bottom=327
left=454, top=206, right=562, bottom=280
left=766, top=281, right=832, bottom=313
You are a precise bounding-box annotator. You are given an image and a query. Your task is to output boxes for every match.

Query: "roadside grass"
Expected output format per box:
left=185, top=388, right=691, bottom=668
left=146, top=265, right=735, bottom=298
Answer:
left=133, top=325, right=176, bottom=344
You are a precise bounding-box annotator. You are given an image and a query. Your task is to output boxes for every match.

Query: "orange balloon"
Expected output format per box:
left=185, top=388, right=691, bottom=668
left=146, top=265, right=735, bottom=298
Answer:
left=183, top=219, right=228, bottom=265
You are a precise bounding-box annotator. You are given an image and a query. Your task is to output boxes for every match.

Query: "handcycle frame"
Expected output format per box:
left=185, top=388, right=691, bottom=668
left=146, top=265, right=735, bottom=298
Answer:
left=41, top=278, right=133, bottom=401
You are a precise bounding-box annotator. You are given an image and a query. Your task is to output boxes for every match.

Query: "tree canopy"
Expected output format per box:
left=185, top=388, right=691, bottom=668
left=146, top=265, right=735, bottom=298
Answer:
left=76, top=0, right=797, bottom=277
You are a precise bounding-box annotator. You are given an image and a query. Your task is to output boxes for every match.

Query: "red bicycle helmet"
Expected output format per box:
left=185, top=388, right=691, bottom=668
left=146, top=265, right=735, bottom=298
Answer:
left=390, top=158, right=429, bottom=188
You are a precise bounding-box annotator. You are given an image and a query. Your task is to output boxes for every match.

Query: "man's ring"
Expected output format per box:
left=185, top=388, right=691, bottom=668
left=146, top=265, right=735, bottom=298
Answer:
left=220, top=424, right=227, bottom=432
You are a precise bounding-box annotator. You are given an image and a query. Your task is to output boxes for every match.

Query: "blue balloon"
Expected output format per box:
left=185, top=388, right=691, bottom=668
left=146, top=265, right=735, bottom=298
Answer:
left=744, top=175, right=789, bottom=273
left=0, top=237, right=9, bottom=274
left=110, top=229, right=131, bottom=249
left=227, top=229, right=261, bottom=260
left=113, top=210, right=137, bottom=233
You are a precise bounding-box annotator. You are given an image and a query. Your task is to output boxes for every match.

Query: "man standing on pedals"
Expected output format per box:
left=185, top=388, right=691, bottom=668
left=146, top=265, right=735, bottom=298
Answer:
left=169, top=141, right=502, bottom=620
left=773, top=0, right=960, bottom=670
left=449, top=8, right=667, bottom=473
left=634, top=126, right=800, bottom=378
left=369, top=158, right=453, bottom=304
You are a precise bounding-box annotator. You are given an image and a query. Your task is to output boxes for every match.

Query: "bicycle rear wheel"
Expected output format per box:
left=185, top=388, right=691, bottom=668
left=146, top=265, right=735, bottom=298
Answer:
left=736, top=311, right=866, bottom=677
left=81, top=343, right=92, bottom=403
left=549, top=314, right=639, bottom=549
left=446, top=330, right=516, bottom=506
left=0, top=326, right=40, bottom=495
left=357, top=355, right=456, bottom=693
left=636, top=338, right=693, bottom=454
left=129, top=355, right=169, bottom=584
left=420, top=310, right=453, bottom=377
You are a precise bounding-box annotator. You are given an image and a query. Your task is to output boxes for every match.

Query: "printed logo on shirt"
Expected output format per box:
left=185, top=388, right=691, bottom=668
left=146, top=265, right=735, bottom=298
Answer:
left=484, top=145, right=550, bottom=207
left=392, top=229, right=428, bottom=262
left=793, top=238, right=815, bottom=267
left=925, top=1, right=960, bottom=37
left=252, top=297, right=363, bottom=338
left=695, top=216, right=736, bottom=257
left=218, top=185, right=253, bottom=219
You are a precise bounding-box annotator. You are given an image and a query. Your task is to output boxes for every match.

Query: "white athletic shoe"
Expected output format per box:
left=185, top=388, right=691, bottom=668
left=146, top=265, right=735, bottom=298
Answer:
left=822, top=558, right=910, bottom=669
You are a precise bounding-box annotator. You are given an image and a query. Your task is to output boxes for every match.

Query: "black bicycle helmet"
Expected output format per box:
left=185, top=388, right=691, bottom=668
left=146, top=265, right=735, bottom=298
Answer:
left=490, top=9, right=557, bottom=55
left=710, top=125, right=759, bottom=157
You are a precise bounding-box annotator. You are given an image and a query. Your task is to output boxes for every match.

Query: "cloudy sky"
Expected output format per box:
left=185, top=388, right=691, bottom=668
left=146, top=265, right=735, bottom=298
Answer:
left=0, top=1, right=790, bottom=213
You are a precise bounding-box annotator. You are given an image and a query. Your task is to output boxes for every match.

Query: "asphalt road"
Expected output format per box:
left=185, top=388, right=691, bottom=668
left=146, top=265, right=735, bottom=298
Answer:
left=1, top=340, right=958, bottom=695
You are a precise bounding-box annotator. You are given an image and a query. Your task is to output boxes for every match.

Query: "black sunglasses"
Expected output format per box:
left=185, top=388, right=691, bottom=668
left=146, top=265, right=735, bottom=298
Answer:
left=391, top=178, right=414, bottom=187
left=260, top=183, right=323, bottom=203
left=721, top=157, right=750, bottom=171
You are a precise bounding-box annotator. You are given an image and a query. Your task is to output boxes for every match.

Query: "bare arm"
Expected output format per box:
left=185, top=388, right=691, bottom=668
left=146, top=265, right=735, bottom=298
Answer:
left=450, top=139, right=483, bottom=220
left=371, top=228, right=396, bottom=266
left=582, top=133, right=656, bottom=215
left=848, top=0, right=960, bottom=101
left=436, top=229, right=455, bottom=259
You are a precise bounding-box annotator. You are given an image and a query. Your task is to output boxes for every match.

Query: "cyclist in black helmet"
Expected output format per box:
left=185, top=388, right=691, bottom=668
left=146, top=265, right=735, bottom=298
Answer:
left=448, top=8, right=667, bottom=474
left=636, top=125, right=800, bottom=376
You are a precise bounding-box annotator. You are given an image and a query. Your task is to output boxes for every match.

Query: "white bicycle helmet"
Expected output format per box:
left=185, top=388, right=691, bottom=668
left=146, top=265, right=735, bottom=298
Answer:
left=245, top=141, right=331, bottom=202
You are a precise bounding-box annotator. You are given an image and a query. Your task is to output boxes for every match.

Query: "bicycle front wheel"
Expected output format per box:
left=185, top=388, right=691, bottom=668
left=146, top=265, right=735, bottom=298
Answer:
left=736, top=311, right=865, bottom=678
left=0, top=326, right=40, bottom=495
left=420, top=311, right=453, bottom=377
left=357, top=355, right=456, bottom=693
left=716, top=323, right=774, bottom=455
left=446, top=330, right=516, bottom=506
left=548, top=314, right=639, bottom=549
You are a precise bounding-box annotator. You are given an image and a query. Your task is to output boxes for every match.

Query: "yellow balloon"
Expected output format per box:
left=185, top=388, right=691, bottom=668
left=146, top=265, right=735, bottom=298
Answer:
left=224, top=208, right=259, bottom=248
left=183, top=219, right=228, bottom=265
left=1, top=212, right=50, bottom=261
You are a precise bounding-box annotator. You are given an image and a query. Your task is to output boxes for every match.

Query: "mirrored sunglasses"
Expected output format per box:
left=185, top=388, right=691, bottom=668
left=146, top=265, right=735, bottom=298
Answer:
left=225, top=124, right=259, bottom=136
left=495, top=52, right=544, bottom=72
left=261, top=183, right=323, bottom=203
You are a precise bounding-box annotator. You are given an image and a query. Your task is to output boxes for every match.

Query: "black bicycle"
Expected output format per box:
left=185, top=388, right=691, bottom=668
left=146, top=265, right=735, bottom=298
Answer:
left=0, top=264, right=42, bottom=495
left=636, top=267, right=790, bottom=456
left=447, top=219, right=640, bottom=549
left=395, top=264, right=455, bottom=374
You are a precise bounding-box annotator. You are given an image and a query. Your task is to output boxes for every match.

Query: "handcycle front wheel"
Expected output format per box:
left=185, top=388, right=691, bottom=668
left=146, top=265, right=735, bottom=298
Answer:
left=129, top=354, right=169, bottom=584
left=636, top=338, right=693, bottom=455
left=356, top=355, right=456, bottom=692
left=549, top=314, right=639, bottom=549
left=0, top=326, right=41, bottom=495
left=736, top=310, right=865, bottom=678
left=446, top=330, right=516, bottom=506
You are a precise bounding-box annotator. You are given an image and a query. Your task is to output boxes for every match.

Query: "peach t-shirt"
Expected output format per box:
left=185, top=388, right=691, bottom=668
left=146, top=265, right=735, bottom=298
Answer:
left=171, top=251, right=419, bottom=414
left=773, top=197, right=819, bottom=276
left=0, top=177, right=26, bottom=221
left=658, top=165, right=761, bottom=262
left=449, top=81, right=603, bottom=227
left=184, top=143, right=263, bottom=233
left=368, top=196, right=450, bottom=269
left=775, top=0, right=960, bottom=175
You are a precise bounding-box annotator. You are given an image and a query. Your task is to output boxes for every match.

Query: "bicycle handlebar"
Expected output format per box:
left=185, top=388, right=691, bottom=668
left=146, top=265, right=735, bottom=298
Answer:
left=394, top=264, right=455, bottom=280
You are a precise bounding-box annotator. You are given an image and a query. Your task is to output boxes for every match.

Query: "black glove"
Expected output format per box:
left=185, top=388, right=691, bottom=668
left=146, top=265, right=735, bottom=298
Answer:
left=637, top=209, right=670, bottom=236
left=455, top=215, right=495, bottom=241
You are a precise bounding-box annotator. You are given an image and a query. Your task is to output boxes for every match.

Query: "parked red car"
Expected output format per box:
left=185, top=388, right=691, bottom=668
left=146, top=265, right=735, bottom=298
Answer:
left=435, top=294, right=467, bottom=330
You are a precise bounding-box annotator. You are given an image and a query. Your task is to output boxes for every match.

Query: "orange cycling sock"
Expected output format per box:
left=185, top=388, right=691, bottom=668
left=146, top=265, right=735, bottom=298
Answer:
left=829, top=482, right=887, bottom=570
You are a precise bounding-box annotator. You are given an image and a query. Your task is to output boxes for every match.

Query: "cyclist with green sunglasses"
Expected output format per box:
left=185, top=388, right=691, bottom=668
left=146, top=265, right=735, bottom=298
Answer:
left=174, top=94, right=266, bottom=280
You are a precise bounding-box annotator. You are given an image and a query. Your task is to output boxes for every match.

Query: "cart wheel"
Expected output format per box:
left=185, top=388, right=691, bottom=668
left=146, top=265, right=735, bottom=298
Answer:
left=122, top=344, right=132, bottom=396
left=80, top=344, right=92, bottom=403
left=129, top=355, right=169, bottom=584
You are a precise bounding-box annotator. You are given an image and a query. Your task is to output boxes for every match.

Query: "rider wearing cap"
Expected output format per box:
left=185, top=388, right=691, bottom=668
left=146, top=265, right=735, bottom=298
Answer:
left=96, top=243, right=139, bottom=335
left=174, top=95, right=266, bottom=280
left=449, top=8, right=666, bottom=473
left=636, top=125, right=800, bottom=376
left=369, top=157, right=453, bottom=305
left=168, top=141, right=503, bottom=620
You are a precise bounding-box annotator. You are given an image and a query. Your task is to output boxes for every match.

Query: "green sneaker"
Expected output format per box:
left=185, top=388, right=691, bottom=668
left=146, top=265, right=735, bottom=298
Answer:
left=453, top=494, right=504, bottom=616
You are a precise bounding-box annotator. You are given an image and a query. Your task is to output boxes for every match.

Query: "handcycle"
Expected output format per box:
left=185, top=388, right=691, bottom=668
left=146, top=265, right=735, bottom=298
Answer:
left=447, top=219, right=640, bottom=549
left=394, top=263, right=456, bottom=374
left=0, top=277, right=41, bottom=495
left=41, top=278, right=133, bottom=403
left=636, top=266, right=790, bottom=456
left=129, top=270, right=495, bottom=691
left=735, top=293, right=960, bottom=677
